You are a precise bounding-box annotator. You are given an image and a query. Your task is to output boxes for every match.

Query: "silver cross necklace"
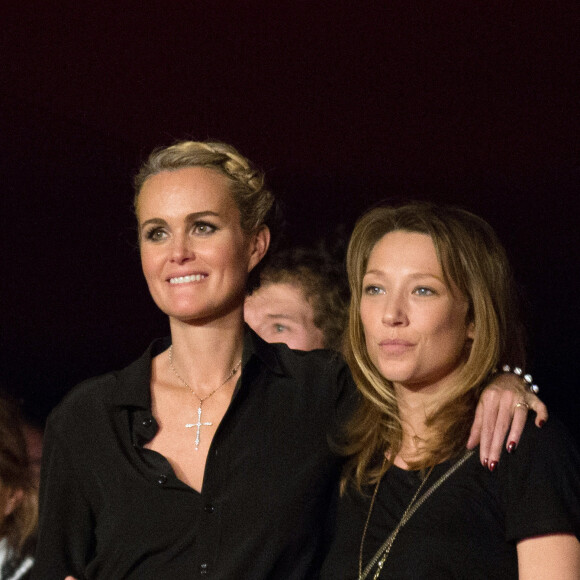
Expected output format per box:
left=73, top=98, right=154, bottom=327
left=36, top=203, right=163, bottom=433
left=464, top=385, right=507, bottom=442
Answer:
left=168, top=345, right=242, bottom=450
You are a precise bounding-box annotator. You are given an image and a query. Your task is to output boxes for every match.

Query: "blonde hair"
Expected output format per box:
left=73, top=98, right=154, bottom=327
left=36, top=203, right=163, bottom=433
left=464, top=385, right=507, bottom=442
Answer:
left=343, top=203, right=524, bottom=489
left=134, top=140, right=279, bottom=290
left=0, top=398, right=38, bottom=552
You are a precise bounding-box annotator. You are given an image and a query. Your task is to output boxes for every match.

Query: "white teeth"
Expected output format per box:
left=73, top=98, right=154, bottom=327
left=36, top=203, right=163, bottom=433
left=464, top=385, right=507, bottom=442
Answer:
left=169, top=274, right=206, bottom=284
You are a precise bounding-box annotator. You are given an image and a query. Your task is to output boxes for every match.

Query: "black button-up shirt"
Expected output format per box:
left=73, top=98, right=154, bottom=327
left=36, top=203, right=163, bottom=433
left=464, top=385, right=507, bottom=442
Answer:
left=33, top=329, right=356, bottom=579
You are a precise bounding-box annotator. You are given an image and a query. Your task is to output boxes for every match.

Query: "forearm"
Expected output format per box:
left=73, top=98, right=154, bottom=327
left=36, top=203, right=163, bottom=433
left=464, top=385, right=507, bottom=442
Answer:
left=517, top=533, right=580, bottom=579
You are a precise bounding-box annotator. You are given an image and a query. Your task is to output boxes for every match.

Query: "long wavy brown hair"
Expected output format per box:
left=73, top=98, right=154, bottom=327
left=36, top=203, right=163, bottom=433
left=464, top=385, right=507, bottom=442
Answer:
left=342, top=203, right=525, bottom=490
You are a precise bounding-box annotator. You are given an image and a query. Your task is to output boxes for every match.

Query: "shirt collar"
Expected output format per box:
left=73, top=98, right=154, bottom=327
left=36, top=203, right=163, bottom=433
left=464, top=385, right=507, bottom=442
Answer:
left=112, top=327, right=287, bottom=408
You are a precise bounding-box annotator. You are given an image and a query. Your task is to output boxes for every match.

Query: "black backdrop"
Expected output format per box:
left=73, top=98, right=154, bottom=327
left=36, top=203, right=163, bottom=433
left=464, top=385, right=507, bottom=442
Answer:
left=1, top=1, right=578, bottom=439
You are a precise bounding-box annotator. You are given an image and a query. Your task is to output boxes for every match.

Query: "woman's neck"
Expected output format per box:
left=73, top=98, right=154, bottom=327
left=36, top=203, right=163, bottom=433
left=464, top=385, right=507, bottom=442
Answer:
left=393, top=386, right=439, bottom=469
left=168, top=310, right=245, bottom=386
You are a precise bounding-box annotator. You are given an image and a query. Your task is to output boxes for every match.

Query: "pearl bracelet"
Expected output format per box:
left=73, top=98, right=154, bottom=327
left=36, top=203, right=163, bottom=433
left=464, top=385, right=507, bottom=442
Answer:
left=501, top=364, right=540, bottom=394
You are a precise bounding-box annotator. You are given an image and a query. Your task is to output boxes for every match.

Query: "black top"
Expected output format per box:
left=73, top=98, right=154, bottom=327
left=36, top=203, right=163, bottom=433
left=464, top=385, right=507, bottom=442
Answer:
left=320, top=416, right=580, bottom=579
left=33, top=329, right=356, bottom=579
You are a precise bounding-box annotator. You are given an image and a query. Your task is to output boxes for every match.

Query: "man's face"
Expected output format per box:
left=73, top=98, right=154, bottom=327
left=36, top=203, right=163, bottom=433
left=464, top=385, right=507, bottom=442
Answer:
left=244, top=282, right=326, bottom=350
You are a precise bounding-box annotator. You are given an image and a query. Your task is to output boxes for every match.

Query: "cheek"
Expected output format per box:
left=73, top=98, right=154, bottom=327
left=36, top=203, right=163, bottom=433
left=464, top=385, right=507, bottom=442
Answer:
left=431, top=309, right=470, bottom=349
left=361, top=320, right=380, bottom=362
left=299, top=326, right=323, bottom=350
left=139, top=252, right=153, bottom=280
left=140, top=259, right=160, bottom=288
left=139, top=245, right=158, bottom=271
left=360, top=302, right=381, bottom=344
left=359, top=300, right=373, bottom=331
left=288, top=327, right=320, bottom=351
left=214, top=240, right=250, bottom=276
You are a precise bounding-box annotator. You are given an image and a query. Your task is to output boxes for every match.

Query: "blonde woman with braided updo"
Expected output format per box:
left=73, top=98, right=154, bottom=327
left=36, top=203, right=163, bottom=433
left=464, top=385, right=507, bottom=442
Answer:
left=34, top=143, right=547, bottom=579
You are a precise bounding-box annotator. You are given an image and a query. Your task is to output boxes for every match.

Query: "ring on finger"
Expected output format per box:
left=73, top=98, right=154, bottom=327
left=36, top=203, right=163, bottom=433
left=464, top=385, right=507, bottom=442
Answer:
left=515, top=400, right=529, bottom=411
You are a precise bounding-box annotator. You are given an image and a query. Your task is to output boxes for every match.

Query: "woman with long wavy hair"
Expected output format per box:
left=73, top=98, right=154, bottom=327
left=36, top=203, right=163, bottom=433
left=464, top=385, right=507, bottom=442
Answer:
left=321, top=203, right=579, bottom=579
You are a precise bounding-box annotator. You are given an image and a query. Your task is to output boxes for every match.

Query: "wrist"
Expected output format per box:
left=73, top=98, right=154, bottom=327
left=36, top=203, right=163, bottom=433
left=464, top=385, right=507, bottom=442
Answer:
left=499, top=364, right=539, bottom=394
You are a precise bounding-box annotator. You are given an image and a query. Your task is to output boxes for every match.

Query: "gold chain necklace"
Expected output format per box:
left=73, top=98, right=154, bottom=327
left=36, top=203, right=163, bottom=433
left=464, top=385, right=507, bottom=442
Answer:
left=358, top=450, right=474, bottom=580
left=168, top=345, right=242, bottom=450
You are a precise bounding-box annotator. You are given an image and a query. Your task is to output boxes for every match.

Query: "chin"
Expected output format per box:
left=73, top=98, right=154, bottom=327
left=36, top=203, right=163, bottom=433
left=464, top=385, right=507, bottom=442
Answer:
left=171, top=302, right=244, bottom=324
left=375, top=361, right=411, bottom=382
left=158, top=302, right=206, bottom=321
left=170, top=307, right=214, bottom=321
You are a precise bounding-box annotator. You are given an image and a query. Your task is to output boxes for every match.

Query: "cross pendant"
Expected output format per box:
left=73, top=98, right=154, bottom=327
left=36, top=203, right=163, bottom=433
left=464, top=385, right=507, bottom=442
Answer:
left=185, top=405, right=212, bottom=450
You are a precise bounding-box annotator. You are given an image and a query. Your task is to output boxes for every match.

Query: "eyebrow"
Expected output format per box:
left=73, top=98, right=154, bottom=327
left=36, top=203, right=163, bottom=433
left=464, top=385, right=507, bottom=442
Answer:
left=264, top=313, right=299, bottom=322
left=364, top=270, right=445, bottom=283
left=140, top=211, right=220, bottom=230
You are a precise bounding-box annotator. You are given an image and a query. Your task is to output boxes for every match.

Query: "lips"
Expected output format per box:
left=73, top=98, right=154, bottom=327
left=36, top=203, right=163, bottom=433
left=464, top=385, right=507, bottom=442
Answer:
left=379, top=339, right=414, bottom=354
left=169, top=274, right=207, bottom=284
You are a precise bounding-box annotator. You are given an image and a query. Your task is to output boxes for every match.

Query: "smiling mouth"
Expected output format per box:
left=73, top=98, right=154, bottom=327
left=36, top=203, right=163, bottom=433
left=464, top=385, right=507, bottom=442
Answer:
left=169, top=274, right=207, bottom=284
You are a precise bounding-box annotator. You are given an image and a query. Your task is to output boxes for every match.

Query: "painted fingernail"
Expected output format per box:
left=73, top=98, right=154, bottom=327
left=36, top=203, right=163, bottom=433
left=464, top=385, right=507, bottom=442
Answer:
left=538, top=420, right=545, bottom=427
left=483, top=458, right=488, bottom=467
left=489, top=461, right=498, bottom=472
left=507, top=441, right=517, bottom=453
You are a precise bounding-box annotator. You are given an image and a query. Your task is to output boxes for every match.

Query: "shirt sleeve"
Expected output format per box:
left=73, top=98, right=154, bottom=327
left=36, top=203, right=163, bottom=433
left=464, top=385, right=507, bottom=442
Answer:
left=32, top=413, right=95, bottom=580
left=333, top=356, right=359, bottom=428
left=501, top=416, right=580, bottom=542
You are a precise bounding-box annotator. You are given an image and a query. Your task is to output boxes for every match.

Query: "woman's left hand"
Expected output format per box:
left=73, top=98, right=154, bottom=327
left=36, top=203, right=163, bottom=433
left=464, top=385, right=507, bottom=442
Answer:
left=466, top=373, right=548, bottom=469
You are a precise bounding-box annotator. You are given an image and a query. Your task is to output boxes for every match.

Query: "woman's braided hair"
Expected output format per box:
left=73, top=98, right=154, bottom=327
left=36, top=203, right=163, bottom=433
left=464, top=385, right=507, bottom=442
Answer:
left=134, top=140, right=280, bottom=291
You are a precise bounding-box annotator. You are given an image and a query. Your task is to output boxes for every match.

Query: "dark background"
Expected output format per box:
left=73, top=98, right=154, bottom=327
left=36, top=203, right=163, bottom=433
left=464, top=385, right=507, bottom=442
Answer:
left=1, top=1, right=578, bottom=438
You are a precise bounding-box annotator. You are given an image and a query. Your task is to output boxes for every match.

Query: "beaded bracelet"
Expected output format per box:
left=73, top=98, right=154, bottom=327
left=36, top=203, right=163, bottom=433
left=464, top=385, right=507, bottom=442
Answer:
left=501, top=364, right=540, bottom=394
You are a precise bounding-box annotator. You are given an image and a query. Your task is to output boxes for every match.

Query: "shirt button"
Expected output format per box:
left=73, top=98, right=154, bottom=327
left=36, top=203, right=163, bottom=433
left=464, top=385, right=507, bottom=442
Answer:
left=204, top=504, right=215, bottom=513
left=199, top=562, right=209, bottom=575
left=142, top=417, right=153, bottom=427
left=157, top=474, right=167, bottom=485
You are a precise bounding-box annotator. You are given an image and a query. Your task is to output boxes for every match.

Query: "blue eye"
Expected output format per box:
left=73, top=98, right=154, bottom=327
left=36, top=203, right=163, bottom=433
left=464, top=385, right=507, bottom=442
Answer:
left=413, top=287, right=435, bottom=296
left=274, top=324, right=287, bottom=333
left=364, top=285, right=384, bottom=296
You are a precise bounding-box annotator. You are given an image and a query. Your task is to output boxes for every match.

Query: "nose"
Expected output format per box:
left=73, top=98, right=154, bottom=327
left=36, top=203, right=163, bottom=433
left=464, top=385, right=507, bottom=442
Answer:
left=381, top=292, right=408, bottom=326
left=170, top=232, right=194, bottom=264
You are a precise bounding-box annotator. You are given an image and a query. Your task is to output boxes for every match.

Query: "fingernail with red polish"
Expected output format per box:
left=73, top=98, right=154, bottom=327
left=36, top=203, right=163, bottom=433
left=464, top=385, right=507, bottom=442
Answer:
left=539, top=420, right=545, bottom=427
left=507, top=441, right=517, bottom=453
left=483, top=458, right=488, bottom=467
left=489, top=461, right=498, bottom=472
